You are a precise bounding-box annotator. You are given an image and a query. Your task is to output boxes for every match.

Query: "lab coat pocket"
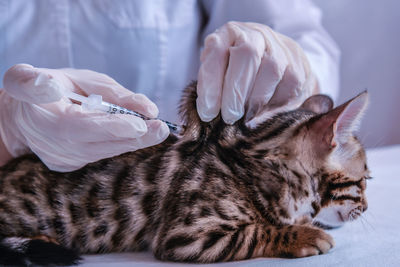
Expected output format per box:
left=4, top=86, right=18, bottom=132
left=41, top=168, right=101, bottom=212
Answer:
left=95, top=0, right=196, bottom=29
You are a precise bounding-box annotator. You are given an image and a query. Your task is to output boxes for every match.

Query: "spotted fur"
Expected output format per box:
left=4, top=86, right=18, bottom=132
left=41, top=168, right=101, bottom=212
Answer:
left=0, top=82, right=370, bottom=265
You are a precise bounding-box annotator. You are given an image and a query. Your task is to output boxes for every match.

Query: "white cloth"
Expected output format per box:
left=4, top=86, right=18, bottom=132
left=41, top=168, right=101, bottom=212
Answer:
left=78, top=145, right=400, bottom=266
left=0, top=0, right=339, bottom=123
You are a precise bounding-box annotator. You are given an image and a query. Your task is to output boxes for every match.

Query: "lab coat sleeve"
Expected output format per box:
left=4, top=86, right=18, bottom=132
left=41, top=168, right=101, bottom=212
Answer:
left=200, top=0, right=341, bottom=100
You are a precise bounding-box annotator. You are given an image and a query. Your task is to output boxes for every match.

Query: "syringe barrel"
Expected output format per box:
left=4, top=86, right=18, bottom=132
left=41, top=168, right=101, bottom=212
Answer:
left=100, top=102, right=149, bottom=120
left=101, top=102, right=182, bottom=132
left=66, top=92, right=182, bottom=132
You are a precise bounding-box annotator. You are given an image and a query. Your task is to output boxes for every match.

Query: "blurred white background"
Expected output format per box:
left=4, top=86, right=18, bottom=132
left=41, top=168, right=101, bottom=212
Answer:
left=313, top=0, right=400, bottom=148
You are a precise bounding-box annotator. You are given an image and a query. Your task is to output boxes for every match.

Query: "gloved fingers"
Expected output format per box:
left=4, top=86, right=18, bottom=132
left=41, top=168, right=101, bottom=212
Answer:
left=221, top=23, right=266, bottom=124
left=259, top=33, right=308, bottom=110
left=245, top=65, right=308, bottom=129
left=279, top=34, right=308, bottom=82
left=245, top=52, right=283, bottom=120
left=21, top=99, right=168, bottom=145
left=116, top=93, right=159, bottom=119
left=63, top=69, right=159, bottom=118
left=63, top=112, right=150, bottom=142
left=3, top=64, right=73, bottom=104
left=60, top=121, right=168, bottom=171
left=266, top=64, right=306, bottom=110
left=18, top=101, right=149, bottom=143
left=27, top=137, right=122, bottom=172
left=27, top=120, right=169, bottom=172
left=129, top=120, right=170, bottom=150
left=280, top=34, right=320, bottom=96
left=81, top=121, right=168, bottom=160
left=62, top=68, right=132, bottom=97
left=29, top=137, right=142, bottom=172
left=244, top=27, right=289, bottom=120
left=4, top=65, right=158, bottom=118
left=196, top=24, right=233, bottom=122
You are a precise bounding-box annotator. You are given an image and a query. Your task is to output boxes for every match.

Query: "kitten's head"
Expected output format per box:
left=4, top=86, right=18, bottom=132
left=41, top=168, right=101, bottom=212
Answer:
left=303, top=92, right=370, bottom=229
left=249, top=91, right=370, bottom=228
left=179, top=82, right=370, bottom=228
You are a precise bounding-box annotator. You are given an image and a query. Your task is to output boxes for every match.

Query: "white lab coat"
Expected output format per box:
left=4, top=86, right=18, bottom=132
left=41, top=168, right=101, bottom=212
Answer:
left=0, top=0, right=339, bottom=123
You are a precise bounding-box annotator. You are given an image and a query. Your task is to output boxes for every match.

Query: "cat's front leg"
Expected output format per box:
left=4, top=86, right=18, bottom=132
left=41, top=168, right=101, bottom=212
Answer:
left=263, top=224, right=335, bottom=258
left=153, top=222, right=333, bottom=263
left=154, top=222, right=270, bottom=263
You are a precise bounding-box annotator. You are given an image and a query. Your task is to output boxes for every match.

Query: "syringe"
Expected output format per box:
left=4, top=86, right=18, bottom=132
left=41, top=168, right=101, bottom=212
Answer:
left=32, top=72, right=182, bottom=132
left=64, top=91, right=182, bottom=132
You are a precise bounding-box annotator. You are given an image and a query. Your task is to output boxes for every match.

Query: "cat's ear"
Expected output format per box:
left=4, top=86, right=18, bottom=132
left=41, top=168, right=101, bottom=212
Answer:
left=310, top=91, right=369, bottom=150
left=300, top=95, right=333, bottom=114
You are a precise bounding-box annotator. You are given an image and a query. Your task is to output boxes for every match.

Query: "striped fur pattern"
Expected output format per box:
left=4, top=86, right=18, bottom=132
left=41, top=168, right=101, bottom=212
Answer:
left=0, top=82, right=370, bottom=265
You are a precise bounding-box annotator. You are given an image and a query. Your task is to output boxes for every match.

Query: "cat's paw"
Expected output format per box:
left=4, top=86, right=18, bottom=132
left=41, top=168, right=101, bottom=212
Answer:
left=283, top=225, right=334, bottom=258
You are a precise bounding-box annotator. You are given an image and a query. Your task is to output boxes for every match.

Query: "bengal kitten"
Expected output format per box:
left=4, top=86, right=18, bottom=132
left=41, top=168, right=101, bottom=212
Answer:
left=0, top=82, right=370, bottom=266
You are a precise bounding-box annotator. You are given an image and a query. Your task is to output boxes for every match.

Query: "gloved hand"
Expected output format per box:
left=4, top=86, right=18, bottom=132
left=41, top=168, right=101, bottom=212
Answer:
left=0, top=64, right=169, bottom=172
left=197, top=21, right=319, bottom=126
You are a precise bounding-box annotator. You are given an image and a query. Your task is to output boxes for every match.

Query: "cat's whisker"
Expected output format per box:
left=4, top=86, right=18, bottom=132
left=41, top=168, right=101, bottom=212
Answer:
left=348, top=213, right=353, bottom=222
left=360, top=214, right=376, bottom=232
left=359, top=131, right=374, bottom=147
left=357, top=214, right=369, bottom=233
left=355, top=213, right=373, bottom=233
left=365, top=210, right=377, bottom=221
left=359, top=128, right=387, bottom=149
left=365, top=134, right=387, bottom=149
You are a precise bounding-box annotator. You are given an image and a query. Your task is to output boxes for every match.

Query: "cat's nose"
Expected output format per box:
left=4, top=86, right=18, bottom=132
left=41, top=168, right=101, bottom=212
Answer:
left=362, top=199, right=368, bottom=212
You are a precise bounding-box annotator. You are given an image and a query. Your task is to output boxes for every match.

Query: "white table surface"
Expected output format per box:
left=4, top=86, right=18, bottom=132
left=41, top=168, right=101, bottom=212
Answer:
left=80, top=145, right=400, bottom=267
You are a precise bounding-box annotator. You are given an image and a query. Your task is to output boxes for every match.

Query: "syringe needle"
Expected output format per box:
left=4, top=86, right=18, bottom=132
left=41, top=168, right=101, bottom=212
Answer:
left=105, top=102, right=182, bottom=132
left=65, top=92, right=183, bottom=133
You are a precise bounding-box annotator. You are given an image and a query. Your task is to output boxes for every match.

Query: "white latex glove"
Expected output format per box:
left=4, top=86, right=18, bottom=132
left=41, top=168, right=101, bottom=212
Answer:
left=0, top=64, right=169, bottom=172
left=197, top=21, right=319, bottom=126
